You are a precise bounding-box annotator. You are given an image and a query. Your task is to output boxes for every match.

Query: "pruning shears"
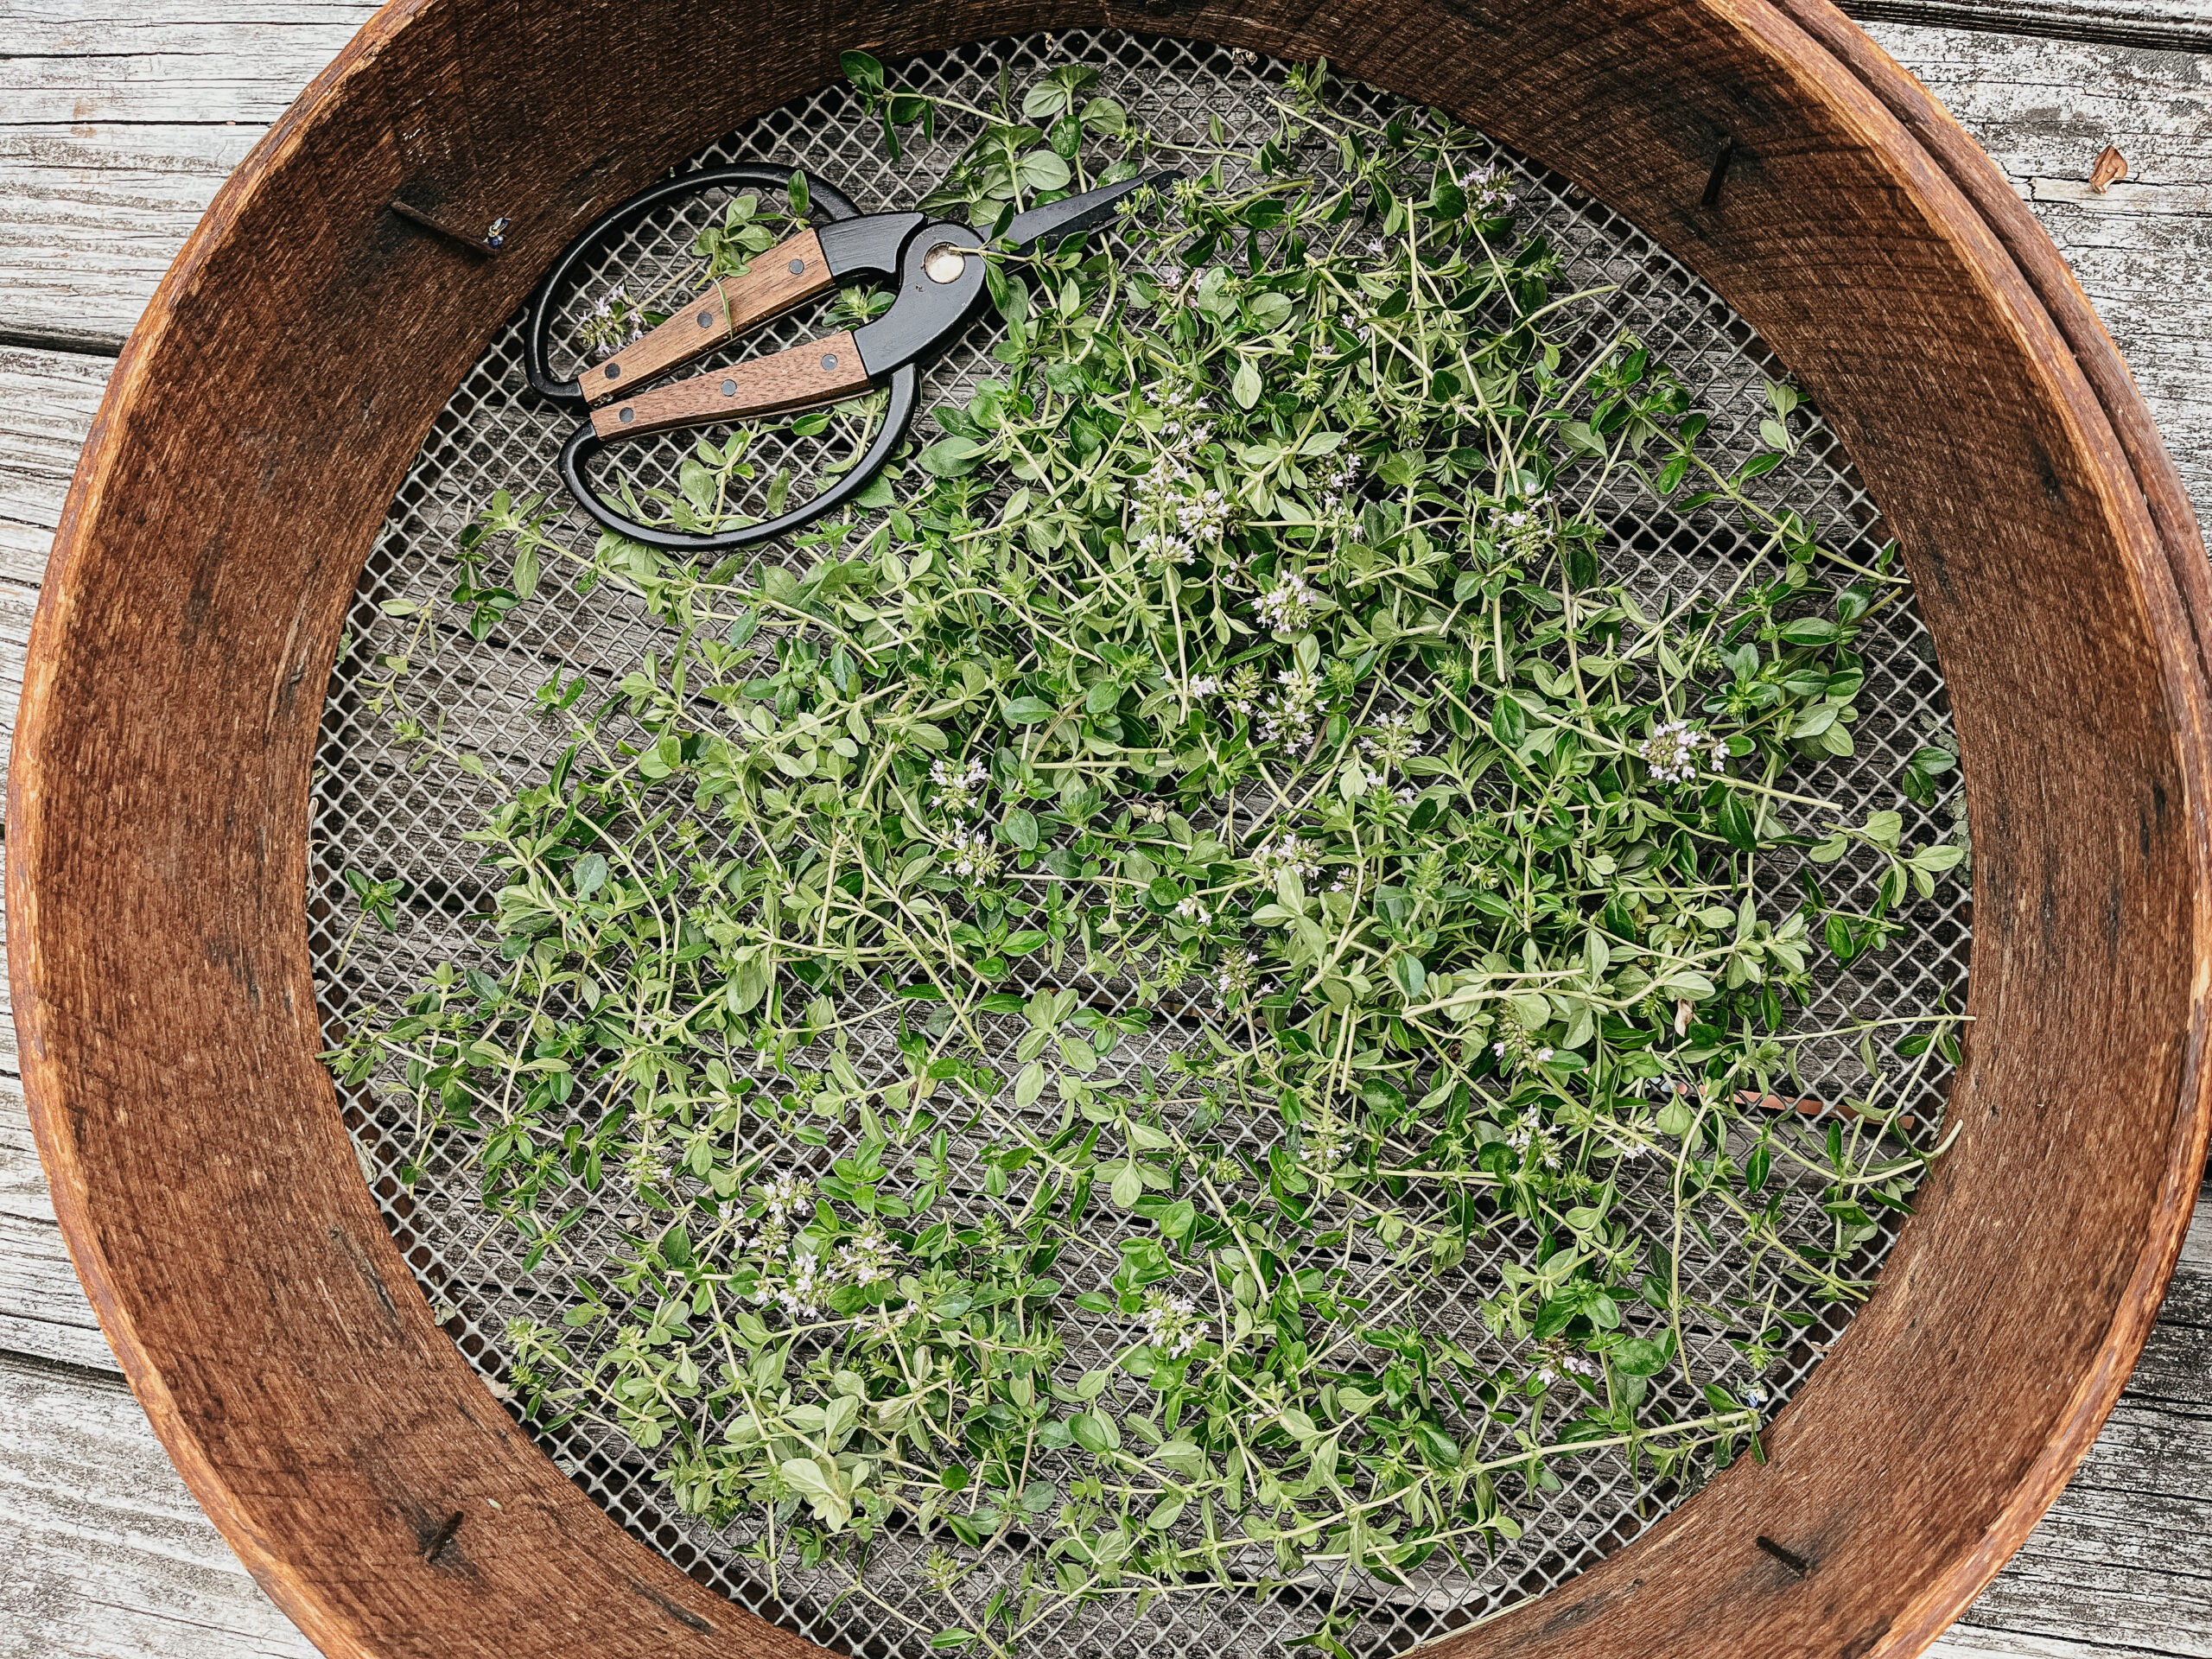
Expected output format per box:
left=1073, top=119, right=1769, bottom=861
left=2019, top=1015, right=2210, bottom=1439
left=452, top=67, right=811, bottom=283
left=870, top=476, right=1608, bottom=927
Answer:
left=524, top=162, right=1167, bottom=551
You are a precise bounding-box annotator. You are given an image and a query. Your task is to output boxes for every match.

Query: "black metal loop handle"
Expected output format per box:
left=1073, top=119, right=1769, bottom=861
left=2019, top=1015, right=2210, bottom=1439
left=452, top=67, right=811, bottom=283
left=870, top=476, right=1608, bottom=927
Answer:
left=523, top=163, right=864, bottom=409
left=556, top=363, right=918, bottom=553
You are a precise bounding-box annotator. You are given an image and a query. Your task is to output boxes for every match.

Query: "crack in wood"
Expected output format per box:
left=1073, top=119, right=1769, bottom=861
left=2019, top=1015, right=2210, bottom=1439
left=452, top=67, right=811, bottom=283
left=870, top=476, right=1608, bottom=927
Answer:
left=1844, top=0, right=2212, bottom=52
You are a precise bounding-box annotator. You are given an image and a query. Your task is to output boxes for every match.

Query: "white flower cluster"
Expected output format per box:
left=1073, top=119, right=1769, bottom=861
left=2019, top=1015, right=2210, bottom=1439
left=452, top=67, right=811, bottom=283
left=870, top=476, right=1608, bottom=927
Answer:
left=1255, top=568, right=1320, bottom=633
left=1492, top=1012, right=1554, bottom=1075
left=1314, top=452, right=1361, bottom=515
left=752, top=1247, right=829, bottom=1321
left=578, top=287, right=645, bottom=359
left=1174, top=893, right=1212, bottom=925
left=1135, top=494, right=1233, bottom=570
left=931, top=756, right=989, bottom=816
left=1457, top=165, right=1518, bottom=216
left=623, top=1138, right=671, bottom=1191
left=1205, top=662, right=1323, bottom=752
left=724, top=1168, right=811, bottom=1255
left=1639, top=718, right=1728, bottom=784
left=1532, top=1338, right=1602, bottom=1389
left=947, top=826, right=1001, bottom=880
left=834, top=1225, right=899, bottom=1288
left=1249, top=833, right=1320, bottom=886
left=1211, top=945, right=1269, bottom=1009
left=1132, top=387, right=1230, bottom=569
left=1494, top=494, right=1554, bottom=563
left=1360, top=710, right=1418, bottom=772
left=761, top=1170, right=811, bottom=1222
left=1254, top=664, right=1323, bottom=748
left=1140, top=1289, right=1204, bottom=1357
left=1503, top=1109, right=1562, bottom=1169
left=1295, top=1124, right=1344, bottom=1175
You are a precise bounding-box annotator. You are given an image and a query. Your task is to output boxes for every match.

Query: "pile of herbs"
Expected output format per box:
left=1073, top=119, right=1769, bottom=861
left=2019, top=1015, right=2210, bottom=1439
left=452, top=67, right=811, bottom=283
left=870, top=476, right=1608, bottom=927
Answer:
left=329, top=51, right=1967, bottom=1658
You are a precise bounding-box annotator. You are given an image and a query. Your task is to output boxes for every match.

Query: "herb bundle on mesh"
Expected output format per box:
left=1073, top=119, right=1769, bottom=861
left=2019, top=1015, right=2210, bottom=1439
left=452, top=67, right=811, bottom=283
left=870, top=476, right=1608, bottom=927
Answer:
left=329, top=51, right=1967, bottom=1656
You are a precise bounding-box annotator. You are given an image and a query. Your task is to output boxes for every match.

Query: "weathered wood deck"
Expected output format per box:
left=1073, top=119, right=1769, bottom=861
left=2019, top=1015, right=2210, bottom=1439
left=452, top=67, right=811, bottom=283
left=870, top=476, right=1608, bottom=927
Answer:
left=3, top=4, right=2209, bottom=1654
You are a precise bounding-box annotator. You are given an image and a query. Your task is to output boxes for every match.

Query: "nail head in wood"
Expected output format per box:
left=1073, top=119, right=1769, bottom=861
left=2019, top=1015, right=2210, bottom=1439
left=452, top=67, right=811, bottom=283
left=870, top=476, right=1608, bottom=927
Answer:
left=1754, top=1535, right=1812, bottom=1577
left=421, top=1510, right=465, bottom=1563
left=1701, top=137, right=1737, bottom=208
left=385, top=197, right=503, bottom=256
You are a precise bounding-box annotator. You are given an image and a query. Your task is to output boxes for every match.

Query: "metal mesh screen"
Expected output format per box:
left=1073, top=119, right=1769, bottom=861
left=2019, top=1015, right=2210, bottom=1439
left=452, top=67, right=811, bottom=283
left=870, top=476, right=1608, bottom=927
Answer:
left=310, top=32, right=1968, bottom=1657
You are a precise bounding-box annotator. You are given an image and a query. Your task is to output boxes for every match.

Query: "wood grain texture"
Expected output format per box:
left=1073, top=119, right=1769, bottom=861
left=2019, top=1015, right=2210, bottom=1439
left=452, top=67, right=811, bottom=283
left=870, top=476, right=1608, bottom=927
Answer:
left=0, top=0, right=380, bottom=352
left=591, top=330, right=869, bottom=436
left=1848, top=0, right=2212, bottom=51
left=0, top=1351, right=325, bottom=1659
left=0, top=125, right=267, bottom=353
left=0, top=0, right=378, bottom=124
left=4, top=6, right=2212, bottom=1659
left=590, top=228, right=833, bottom=400
left=1859, top=24, right=2212, bottom=547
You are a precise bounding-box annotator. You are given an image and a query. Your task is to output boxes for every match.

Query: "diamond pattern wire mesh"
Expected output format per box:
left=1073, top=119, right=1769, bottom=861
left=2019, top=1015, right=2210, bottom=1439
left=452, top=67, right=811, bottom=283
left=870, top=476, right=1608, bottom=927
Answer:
left=308, top=32, right=1970, bottom=1658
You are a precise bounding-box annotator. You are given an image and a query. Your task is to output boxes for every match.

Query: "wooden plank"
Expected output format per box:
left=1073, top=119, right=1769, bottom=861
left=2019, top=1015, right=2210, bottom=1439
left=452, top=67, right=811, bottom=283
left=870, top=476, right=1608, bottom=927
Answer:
left=0, top=1351, right=323, bottom=1659
left=1933, top=1199, right=2212, bottom=1656
left=0, top=344, right=103, bottom=784
left=0, top=0, right=377, bottom=124
left=1849, top=0, right=2212, bottom=53
left=0, top=0, right=378, bottom=350
left=0, top=126, right=264, bottom=353
left=0, top=861, right=122, bottom=1372
left=0, top=344, right=106, bottom=531
left=1862, top=22, right=2212, bottom=541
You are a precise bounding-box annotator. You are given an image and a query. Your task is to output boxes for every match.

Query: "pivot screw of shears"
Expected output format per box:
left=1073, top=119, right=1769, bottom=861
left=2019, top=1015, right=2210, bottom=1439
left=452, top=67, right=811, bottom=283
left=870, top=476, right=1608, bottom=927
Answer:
left=924, top=242, right=968, bottom=284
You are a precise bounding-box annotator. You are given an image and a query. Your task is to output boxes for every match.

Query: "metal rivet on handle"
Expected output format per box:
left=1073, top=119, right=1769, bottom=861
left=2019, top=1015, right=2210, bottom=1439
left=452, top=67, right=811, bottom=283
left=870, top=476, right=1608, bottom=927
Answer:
left=721, top=379, right=737, bottom=397
left=925, top=242, right=968, bottom=284
left=789, top=258, right=806, bottom=275
left=618, top=407, right=634, bottom=423
left=604, top=363, right=620, bottom=379
left=822, top=353, right=839, bottom=372
left=698, top=310, right=715, bottom=328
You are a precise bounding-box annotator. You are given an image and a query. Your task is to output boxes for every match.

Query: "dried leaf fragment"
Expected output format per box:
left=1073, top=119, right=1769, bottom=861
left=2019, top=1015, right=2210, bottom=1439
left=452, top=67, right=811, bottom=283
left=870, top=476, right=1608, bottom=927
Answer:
left=2089, top=143, right=2127, bottom=194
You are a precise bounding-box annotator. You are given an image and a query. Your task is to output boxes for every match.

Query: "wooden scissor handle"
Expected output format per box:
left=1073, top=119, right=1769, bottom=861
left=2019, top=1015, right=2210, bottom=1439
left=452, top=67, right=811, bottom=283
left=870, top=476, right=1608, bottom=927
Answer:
left=520, top=162, right=864, bottom=408
left=588, top=332, right=873, bottom=440
left=582, top=228, right=833, bottom=404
